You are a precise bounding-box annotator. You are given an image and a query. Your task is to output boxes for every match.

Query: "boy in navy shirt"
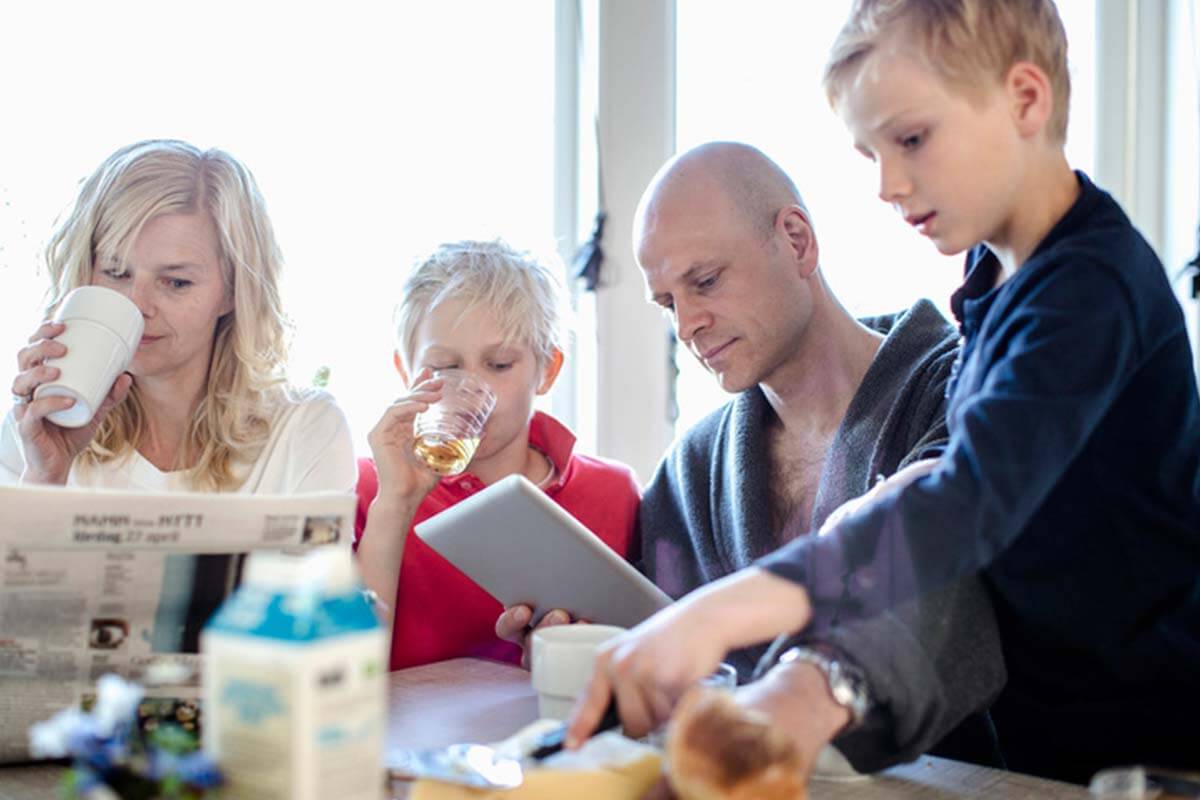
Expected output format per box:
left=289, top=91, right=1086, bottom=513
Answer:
left=568, top=0, right=1200, bottom=783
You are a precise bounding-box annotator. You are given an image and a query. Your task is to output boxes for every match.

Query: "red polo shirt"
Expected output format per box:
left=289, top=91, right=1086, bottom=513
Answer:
left=354, top=412, right=641, bottom=670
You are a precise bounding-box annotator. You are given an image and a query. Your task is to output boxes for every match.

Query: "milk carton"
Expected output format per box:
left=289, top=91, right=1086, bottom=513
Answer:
left=202, top=547, right=386, bottom=800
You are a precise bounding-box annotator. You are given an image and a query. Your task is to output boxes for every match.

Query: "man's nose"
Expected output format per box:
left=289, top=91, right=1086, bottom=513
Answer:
left=673, top=298, right=710, bottom=344
left=877, top=157, right=912, bottom=204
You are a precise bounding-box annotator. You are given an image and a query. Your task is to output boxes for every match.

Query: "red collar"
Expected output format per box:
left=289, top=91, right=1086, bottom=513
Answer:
left=526, top=410, right=576, bottom=487
left=437, top=411, right=577, bottom=495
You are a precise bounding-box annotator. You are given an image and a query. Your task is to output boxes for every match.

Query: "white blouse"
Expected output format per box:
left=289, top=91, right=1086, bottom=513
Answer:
left=0, top=389, right=356, bottom=495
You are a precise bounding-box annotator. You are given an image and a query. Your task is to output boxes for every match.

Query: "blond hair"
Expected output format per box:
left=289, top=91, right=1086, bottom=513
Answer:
left=45, top=139, right=290, bottom=491
left=824, top=0, right=1071, bottom=143
left=394, top=240, right=569, bottom=374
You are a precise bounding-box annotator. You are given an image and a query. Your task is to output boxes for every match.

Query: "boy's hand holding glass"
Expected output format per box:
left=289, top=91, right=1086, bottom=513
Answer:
left=411, top=368, right=496, bottom=476
left=367, top=369, right=447, bottom=506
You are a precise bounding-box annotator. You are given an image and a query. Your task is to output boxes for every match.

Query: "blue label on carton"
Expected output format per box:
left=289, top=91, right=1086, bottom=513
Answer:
left=207, top=587, right=378, bottom=642
left=220, top=678, right=288, bottom=724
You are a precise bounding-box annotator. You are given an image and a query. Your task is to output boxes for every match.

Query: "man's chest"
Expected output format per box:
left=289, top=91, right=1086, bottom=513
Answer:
left=763, top=428, right=834, bottom=538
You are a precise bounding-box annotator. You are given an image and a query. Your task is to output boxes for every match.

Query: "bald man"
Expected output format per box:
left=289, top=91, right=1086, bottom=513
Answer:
left=628, top=141, right=1005, bottom=771
left=501, top=142, right=1004, bottom=770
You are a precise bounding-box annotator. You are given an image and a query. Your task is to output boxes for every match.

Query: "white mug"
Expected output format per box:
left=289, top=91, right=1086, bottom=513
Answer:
left=34, top=286, right=144, bottom=428
left=530, top=624, right=625, bottom=720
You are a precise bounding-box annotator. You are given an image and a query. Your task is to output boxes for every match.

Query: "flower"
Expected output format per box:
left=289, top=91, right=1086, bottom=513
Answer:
left=28, top=673, right=222, bottom=799
left=29, top=708, right=91, bottom=759
left=92, top=675, right=144, bottom=739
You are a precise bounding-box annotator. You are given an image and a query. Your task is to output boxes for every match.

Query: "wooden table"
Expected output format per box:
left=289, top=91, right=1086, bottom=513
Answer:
left=0, top=657, right=1170, bottom=799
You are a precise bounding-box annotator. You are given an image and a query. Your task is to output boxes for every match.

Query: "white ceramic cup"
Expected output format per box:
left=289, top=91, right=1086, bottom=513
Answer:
left=530, top=624, right=625, bottom=720
left=34, top=286, right=144, bottom=428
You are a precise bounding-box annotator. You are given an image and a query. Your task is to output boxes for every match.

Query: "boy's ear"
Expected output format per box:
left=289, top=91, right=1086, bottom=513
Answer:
left=536, top=349, right=565, bottom=395
left=778, top=206, right=820, bottom=278
left=393, top=350, right=410, bottom=386
left=1005, top=61, right=1053, bottom=139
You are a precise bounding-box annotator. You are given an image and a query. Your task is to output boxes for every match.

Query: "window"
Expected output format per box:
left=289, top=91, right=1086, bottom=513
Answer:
left=671, top=1, right=1098, bottom=434
left=1165, top=0, right=1200, bottom=375
left=0, top=1, right=558, bottom=451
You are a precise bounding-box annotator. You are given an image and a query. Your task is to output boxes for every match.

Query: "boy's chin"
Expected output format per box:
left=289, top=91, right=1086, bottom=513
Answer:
left=929, top=235, right=970, bottom=257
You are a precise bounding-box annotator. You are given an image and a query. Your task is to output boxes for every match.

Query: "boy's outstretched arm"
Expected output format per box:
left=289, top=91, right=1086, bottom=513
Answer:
left=760, top=265, right=1144, bottom=631
left=565, top=568, right=812, bottom=746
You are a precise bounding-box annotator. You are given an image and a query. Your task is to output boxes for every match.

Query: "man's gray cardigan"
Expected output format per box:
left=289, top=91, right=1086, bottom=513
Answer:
left=638, top=299, right=1005, bottom=770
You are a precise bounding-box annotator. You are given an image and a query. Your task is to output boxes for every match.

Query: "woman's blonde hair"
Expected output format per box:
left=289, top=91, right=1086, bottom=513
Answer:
left=394, top=240, right=570, bottom=374
left=824, top=0, right=1071, bottom=143
left=45, top=139, right=289, bottom=491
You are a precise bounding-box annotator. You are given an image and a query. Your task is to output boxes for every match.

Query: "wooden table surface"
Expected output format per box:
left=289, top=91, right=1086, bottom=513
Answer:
left=0, top=657, right=1177, bottom=799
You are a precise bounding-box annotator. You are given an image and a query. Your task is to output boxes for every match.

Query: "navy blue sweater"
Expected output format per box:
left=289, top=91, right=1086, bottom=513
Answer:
left=760, top=173, right=1200, bottom=782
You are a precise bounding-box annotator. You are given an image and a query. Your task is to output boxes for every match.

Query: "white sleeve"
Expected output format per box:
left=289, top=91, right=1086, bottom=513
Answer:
left=0, top=410, right=26, bottom=486
left=285, top=393, right=357, bottom=495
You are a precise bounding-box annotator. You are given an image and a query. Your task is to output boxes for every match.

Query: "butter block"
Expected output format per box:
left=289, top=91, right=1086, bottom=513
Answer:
left=409, top=732, right=663, bottom=800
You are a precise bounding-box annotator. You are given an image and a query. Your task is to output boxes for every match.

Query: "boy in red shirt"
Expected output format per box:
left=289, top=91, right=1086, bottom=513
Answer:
left=354, top=240, right=640, bottom=670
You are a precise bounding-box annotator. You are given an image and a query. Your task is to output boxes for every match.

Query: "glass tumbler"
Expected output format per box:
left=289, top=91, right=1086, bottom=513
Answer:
left=412, top=369, right=497, bottom=476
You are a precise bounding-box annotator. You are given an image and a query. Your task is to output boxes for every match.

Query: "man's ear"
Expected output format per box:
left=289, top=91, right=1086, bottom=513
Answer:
left=778, top=206, right=820, bottom=278
left=536, top=349, right=565, bottom=395
left=393, top=350, right=410, bottom=386
left=1006, top=61, right=1053, bottom=139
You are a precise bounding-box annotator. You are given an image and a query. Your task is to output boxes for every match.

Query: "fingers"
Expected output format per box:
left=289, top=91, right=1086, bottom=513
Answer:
left=496, top=607, right=575, bottom=669
left=411, top=367, right=440, bottom=388
left=494, top=605, right=533, bottom=642
left=565, top=653, right=616, bottom=749
left=532, top=609, right=572, bottom=630
left=496, top=605, right=535, bottom=668
left=10, top=363, right=61, bottom=402
left=368, top=397, right=430, bottom=447
left=611, top=678, right=662, bottom=739
left=90, top=374, right=133, bottom=425
left=14, top=393, right=75, bottom=429
left=402, top=366, right=436, bottom=391
left=24, top=321, right=64, bottom=346
left=17, top=323, right=66, bottom=370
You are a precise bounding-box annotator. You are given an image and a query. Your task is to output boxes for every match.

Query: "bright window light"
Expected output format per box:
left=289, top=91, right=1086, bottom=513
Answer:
left=0, top=1, right=556, bottom=453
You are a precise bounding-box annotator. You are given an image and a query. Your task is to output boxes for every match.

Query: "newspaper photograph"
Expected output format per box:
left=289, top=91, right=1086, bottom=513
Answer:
left=0, top=484, right=355, bottom=763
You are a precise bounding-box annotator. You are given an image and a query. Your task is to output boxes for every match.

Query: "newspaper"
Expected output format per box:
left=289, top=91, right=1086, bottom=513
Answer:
left=0, top=484, right=356, bottom=763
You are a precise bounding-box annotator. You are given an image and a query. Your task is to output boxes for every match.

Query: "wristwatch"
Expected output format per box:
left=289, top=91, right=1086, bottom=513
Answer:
left=777, top=645, right=873, bottom=729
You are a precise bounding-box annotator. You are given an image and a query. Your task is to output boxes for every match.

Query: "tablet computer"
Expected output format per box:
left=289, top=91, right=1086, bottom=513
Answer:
left=414, top=474, right=672, bottom=628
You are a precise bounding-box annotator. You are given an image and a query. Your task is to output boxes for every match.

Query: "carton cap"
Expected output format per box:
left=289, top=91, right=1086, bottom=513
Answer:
left=243, top=547, right=359, bottom=595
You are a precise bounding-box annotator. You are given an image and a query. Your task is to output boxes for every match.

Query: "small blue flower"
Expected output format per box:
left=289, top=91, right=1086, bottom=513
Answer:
left=174, top=752, right=223, bottom=788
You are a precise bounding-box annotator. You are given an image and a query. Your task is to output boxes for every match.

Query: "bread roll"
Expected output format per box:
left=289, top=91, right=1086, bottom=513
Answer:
left=666, top=687, right=806, bottom=800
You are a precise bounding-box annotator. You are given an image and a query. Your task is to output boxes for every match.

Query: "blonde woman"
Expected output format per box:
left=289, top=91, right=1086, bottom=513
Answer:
left=2, top=139, right=354, bottom=494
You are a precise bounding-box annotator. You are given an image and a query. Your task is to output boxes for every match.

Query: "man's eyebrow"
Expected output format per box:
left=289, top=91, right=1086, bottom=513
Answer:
left=681, top=259, right=726, bottom=281
left=647, top=259, right=727, bottom=304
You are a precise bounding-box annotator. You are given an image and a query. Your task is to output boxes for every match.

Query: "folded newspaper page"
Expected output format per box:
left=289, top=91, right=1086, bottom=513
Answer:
left=0, top=484, right=356, bottom=763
